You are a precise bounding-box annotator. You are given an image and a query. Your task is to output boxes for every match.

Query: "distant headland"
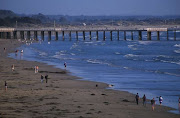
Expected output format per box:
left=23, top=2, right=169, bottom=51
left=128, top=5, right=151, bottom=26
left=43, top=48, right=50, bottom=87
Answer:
left=0, top=9, right=180, bottom=28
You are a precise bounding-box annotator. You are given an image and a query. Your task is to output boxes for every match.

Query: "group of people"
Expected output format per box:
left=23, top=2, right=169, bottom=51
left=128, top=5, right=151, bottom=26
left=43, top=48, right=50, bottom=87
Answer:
left=15, top=49, right=23, bottom=55
left=41, top=74, right=48, bottom=83
left=135, top=93, right=164, bottom=111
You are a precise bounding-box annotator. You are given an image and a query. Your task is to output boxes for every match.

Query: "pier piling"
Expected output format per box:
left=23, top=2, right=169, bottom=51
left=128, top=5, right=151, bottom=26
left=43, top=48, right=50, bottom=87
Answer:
left=76, top=31, right=78, bottom=40
left=34, top=31, right=38, bottom=40
left=83, top=31, right=85, bottom=40
left=96, top=31, right=98, bottom=40
left=41, top=31, right=44, bottom=40
left=89, top=31, right=92, bottom=40
left=62, top=31, right=65, bottom=41
left=174, top=30, right=176, bottom=40
left=69, top=31, right=71, bottom=40
left=27, top=31, right=30, bottom=40
left=48, top=31, right=51, bottom=40
left=138, top=31, right=142, bottom=40
left=55, top=32, right=58, bottom=40
left=157, top=31, right=160, bottom=40
left=103, top=31, right=106, bottom=41
left=117, top=31, right=119, bottom=40
left=147, top=31, right=151, bottom=40
left=13, top=31, right=17, bottom=39
left=131, top=31, right=133, bottom=40
left=124, top=31, right=126, bottom=40
left=20, top=31, right=24, bottom=39
left=110, top=31, right=113, bottom=41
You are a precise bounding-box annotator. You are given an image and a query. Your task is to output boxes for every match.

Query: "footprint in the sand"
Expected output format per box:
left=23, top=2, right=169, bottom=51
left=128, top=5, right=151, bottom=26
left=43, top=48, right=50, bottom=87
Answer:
left=103, top=102, right=109, bottom=105
left=122, top=99, right=130, bottom=102
left=91, top=93, right=95, bottom=96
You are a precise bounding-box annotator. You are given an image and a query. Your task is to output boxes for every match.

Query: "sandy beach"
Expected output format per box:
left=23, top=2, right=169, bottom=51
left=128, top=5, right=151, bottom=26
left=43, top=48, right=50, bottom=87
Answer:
left=0, top=39, right=179, bottom=118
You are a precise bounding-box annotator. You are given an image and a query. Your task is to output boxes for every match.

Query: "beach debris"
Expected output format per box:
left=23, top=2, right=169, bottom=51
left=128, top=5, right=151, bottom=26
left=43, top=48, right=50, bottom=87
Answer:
left=122, top=99, right=130, bottom=102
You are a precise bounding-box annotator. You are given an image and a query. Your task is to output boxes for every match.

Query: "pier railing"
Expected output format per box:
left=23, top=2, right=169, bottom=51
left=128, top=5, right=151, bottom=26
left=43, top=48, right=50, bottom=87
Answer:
left=0, top=27, right=179, bottom=41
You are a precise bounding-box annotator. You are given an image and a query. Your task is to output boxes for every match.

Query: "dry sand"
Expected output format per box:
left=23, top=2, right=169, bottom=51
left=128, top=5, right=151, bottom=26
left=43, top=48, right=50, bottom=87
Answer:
left=0, top=39, right=179, bottom=118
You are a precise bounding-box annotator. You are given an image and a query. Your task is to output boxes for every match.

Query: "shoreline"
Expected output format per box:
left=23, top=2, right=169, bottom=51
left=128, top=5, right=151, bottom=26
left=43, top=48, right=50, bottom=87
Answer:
left=0, top=39, right=179, bottom=118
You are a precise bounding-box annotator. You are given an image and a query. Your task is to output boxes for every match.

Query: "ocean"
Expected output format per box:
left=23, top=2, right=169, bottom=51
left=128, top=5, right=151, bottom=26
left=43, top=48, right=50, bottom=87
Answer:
left=10, top=30, right=180, bottom=114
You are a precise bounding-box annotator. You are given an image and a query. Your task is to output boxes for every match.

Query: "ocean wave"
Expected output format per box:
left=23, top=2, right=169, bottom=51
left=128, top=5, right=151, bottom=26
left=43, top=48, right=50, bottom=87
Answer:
left=55, top=51, right=67, bottom=56
left=115, top=52, right=121, bottom=55
left=39, top=52, right=47, bottom=56
left=86, top=59, right=110, bottom=66
left=123, top=67, right=129, bottom=69
left=145, top=60, right=153, bottom=62
left=124, top=54, right=139, bottom=58
left=70, top=43, right=78, bottom=49
left=52, top=55, right=60, bottom=59
left=157, top=55, right=171, bottom=58
left=138, top=41, right=152, bottom=45
left=128, top=45, right=134, bottom=48
left=71, top=53, right=75, bottom=55
left=174, top=44, right=180, bottom=48
left=174, top=49, right=180, bottom=53
left=84, top=42, right=94, bottom=44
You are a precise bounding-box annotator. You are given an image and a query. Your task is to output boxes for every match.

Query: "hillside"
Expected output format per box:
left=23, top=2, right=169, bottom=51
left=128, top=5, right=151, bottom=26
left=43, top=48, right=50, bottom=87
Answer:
left=0, top=9, right=180, bottom=27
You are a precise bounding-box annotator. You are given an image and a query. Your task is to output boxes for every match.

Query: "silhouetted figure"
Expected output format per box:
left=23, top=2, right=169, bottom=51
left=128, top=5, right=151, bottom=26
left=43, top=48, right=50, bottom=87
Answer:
left=142, top=94, right=146, bottom=106
left=5, top=81, right=7, bottom=91
left=64, top=62, right=67, bottom=68
left=151, top=98, right=156, bottom=111
left=96, top=84, right=98, bottom=88
left=179, top=97, right=180, bottom=113
left=45, top=74, right=48, bottom=83
left=135, top=93, right=139, bottom=105
left=11, top=64, right=15, bottom=71
left=41, top=75, right=44, bottom=83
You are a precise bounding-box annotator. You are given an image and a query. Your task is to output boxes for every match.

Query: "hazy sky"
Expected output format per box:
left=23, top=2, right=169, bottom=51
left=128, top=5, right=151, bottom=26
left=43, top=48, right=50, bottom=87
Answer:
left=0, top=0, right=180, bottom=16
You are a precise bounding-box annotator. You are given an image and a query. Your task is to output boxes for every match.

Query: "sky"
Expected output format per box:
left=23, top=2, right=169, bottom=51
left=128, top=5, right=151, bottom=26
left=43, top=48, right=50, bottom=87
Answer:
left=0, top=0, right=180, bottom=16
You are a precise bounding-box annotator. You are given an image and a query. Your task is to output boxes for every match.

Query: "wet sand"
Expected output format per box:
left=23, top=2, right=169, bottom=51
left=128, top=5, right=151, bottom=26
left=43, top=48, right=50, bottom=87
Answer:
left=0, top=39, right=179, bottom=118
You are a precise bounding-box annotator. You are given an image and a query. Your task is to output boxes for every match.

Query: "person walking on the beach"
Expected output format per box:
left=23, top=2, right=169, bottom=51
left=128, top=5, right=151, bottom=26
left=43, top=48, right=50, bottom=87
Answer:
left=96, top=84, right=98, bottom=89
left=36, top=66, right=39, bottom=73
left=159, top=96, right=163, bottom=106
left=11, top=64, right=15, bottom=71
left=41, top=75, right=44, bottom=83
left=4, top=47, right=6, bottom=52
left=151, top=98, right=156, bottom=111
left=142, top=94, right=146, bottom=106
left=178, top=97, right=180, bottom=113
left=45, top=74, right=48, bottom=83
left=5, top=81, right=7, bottom=91
left=64, top=62, right=67, bottom=69
left=35, top=66, right=37, bottom=73
left=135, top=93, right=139, bottom=105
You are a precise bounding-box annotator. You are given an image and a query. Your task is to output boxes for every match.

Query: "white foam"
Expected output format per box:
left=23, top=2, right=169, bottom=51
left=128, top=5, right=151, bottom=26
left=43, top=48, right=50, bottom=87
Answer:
left=174, top=44, right=180, bottom=48
left=39, top=52, right=47, bottom=56
left=124, top=54, right=138, bottom=58
left=123, top=67, right=129, bottom=69
left=86, top=59, right=110, bottom=66
left=84, top=42, right=93, bottom=44
left=174, top=49, right=180, bottom=53
left=115, top=52, right=121, bottom=55
left=138, top=41, right=152, bottom=45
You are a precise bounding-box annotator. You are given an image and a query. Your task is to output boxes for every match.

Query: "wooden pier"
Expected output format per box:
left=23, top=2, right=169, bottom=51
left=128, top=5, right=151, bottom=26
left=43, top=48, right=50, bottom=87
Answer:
left=0, top=27, right=179, bottom=41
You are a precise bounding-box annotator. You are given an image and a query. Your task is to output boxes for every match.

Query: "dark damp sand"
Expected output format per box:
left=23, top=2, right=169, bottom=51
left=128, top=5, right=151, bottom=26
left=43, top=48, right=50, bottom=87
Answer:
left=0, top=39, right=179, bottom=118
